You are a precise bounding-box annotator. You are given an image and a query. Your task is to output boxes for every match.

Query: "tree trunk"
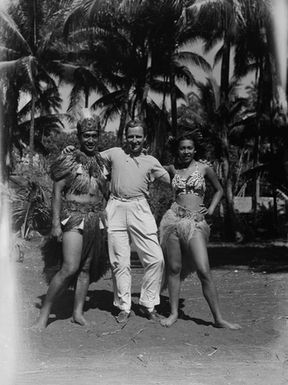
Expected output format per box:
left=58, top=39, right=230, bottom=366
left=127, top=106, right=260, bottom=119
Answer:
left=29, top=93, right=36, bottom=167
left=222, top=154, right=237, bottom=241
left=117, top=101, right=128, bottom=144
left=272, top=184, right=278, bottom=234
left=219, top=28, right=238, bottom=240
left=169, top=74, right=177, bottom=136
left=0, top=95, right=7, bottom=183
left=234, top=148, right=245, bottom=194
left=269, top=134, right=279, bottom=234
left=220, top=33, right=231, bottom=103
left=252, top=134, right=260, bottom=222
left=85, top=91, right=89, bottom=108
left=1, top=78, right=18, bottom=180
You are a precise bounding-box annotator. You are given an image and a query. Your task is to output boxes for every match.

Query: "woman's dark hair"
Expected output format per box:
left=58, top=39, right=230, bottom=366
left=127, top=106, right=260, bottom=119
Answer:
left=124, top=119, right=147, bottom=137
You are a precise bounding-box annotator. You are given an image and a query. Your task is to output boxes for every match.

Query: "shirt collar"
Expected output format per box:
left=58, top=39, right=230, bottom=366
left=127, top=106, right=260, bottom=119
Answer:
left=122, top=144, right=148, bottom=157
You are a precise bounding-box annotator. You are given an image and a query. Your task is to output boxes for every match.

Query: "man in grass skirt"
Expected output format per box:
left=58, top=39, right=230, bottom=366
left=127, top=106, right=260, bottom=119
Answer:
left=32, top=110, right=109, bottom=330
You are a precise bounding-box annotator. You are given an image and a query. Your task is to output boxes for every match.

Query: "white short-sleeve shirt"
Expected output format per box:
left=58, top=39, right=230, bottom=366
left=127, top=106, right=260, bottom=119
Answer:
left=100, top=147, right=168, bottom=198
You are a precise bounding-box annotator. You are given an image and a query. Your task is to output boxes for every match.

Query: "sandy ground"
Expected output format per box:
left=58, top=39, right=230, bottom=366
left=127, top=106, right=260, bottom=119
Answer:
left=10, top=239, right=288, bottom=385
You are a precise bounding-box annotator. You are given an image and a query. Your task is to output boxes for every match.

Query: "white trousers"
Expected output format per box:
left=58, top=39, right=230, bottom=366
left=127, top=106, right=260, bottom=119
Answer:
left=106, top=197, right=164, bottom=312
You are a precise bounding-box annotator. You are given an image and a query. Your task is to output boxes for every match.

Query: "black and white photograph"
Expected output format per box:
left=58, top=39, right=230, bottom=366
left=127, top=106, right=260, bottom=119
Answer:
left=0, top=1, right=287, bottom=384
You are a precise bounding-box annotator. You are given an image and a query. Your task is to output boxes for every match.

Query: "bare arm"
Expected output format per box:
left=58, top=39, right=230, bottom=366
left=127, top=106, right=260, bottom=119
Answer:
left=158, top=171, right=171, bottom=185
left=51, top=178, right=66, bottom=241
left=158, top=164, right=175, bottom=185
left=204, top=165, right=223, bottom=216
left=98, top=176, right=110, bottom=202
left=163, top=164, right=174, bottom=175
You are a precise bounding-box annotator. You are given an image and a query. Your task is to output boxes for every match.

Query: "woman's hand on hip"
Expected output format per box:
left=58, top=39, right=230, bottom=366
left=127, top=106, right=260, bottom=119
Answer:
left=51, top=224, right=63, bottom=242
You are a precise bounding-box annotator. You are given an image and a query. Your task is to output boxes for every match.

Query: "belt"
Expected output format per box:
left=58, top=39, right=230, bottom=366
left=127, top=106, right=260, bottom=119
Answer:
left=65, top=200, right=103, bottom=213
left=110, top=194, right=145, bottom=202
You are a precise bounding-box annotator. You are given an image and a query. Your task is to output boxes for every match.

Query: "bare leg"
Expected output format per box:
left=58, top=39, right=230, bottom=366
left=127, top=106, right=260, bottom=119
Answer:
left=161, top=229, right=182, bottom=327
left=72, top=255, right=92, bottom=326
left=189, top=233, right=241, bottom=330
left=31, top=231, right=83, bottom=331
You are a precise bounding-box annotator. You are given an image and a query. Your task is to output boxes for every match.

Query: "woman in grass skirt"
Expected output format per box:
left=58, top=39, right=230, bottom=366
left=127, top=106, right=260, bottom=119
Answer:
left=160, top=130, right=241, bottom=330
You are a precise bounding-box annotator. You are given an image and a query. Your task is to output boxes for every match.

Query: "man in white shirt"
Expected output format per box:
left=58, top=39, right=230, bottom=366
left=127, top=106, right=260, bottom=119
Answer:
left=101, top=119, right=170, bottom=323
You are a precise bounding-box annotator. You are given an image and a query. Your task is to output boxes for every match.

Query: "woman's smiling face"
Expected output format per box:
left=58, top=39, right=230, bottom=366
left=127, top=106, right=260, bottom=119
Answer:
left=178, top=139, right=196, bottom=165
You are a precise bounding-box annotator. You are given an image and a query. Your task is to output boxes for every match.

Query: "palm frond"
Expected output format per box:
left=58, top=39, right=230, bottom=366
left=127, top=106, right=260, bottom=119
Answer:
left=203, top=36, right=222, bottom=55
left=188, top=0, right=225, bottom=12
left=0, top=46, right=20, bottom=60
left=173, top=64, right=195, bottom=86
left=0, top=59, right=18, bottom=75
left=17, top=114, right=65, bottom=135
left=149, top=78, right=170, bottom=95
left=91, top=89, right=127, bottom=109
left=227, top=98, right=246, bottom=120
left=20, top=55, right=38, bottom=92
left=175, top=51, right=211, bottom=72
left=100, top=103, right=121, bottom=125
left=11, top=178, right=51, bottom=237
left=63, top=0, right=96, bottom=37
left=67, top=83, right=84, bottom=113
left=0, top=10, right=32, bottom=55
left=213, top=44, right=223, bottom=67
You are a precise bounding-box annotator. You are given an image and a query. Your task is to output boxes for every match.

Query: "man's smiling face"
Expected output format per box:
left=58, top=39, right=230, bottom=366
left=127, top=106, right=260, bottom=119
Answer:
left=126, top=125, right=146, bottom=155
left=79, top=131, right=98, bottom=155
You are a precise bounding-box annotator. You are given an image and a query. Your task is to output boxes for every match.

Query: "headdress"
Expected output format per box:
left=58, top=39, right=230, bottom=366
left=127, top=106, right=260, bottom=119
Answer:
left=77, top=108, right=100, bottom=135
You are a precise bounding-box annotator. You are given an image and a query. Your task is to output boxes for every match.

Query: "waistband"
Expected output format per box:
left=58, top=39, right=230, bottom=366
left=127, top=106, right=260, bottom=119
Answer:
left=110, top=194, right=146, bottom=202
left=171, top=202, right=205, bottom=221
left=65, top=200, right=103, bottom=213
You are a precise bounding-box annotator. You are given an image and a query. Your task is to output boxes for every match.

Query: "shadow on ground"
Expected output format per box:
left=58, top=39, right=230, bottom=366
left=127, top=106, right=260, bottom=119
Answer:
left=208, top=245, right=288, bottom=273
left=130, top=244, right=288, bottom=274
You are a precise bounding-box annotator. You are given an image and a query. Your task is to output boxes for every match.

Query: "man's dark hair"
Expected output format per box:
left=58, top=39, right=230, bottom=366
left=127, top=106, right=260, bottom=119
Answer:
left=125, top=119, right=147, bottom=137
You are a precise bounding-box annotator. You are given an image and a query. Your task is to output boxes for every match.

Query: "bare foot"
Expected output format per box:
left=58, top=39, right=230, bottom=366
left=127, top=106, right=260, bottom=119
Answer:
left=71, top=313, right=90, bottom=327
left=214, top=319, right=241, bottom=330
left=160, top=313, right=178, bottom=327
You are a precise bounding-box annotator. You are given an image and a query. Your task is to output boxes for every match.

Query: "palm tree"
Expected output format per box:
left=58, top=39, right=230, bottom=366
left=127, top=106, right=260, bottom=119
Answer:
left=182, top=74, right=247, bottom=240
left=64, top=0, right=209, bottom=153
left=148, top=0, right=211, bottom=135
left=15, top=86, right=65, bottom=156
left=0, top=10, right=33, bottom=177
left=64, top=0, right=169, bottom=138
left=184, top=0, right=253, bottom=240
left=187, top=0, right=245, bottom=100
left=233, top=0, right=277, bottom=219
left=0, top=0, right=72, bottom=168
left=64, top=0, right=167, bottom=142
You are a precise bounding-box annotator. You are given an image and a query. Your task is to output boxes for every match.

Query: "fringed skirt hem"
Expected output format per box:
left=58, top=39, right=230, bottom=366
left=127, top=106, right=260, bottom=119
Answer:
left=42, top=202, right=108, bottom=286
left=160, top=202, right=210, bottom=283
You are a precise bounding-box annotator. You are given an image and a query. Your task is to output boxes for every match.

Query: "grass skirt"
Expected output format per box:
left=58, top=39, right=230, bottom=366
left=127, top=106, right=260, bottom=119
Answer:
left=42, top=200, right=108, bottom=286
left=159, top=202, right=210, bottom=282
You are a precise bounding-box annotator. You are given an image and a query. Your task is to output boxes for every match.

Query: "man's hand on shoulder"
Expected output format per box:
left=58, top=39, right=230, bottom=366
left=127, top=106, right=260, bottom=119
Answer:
left=62, top=145, right=76, bottom=155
